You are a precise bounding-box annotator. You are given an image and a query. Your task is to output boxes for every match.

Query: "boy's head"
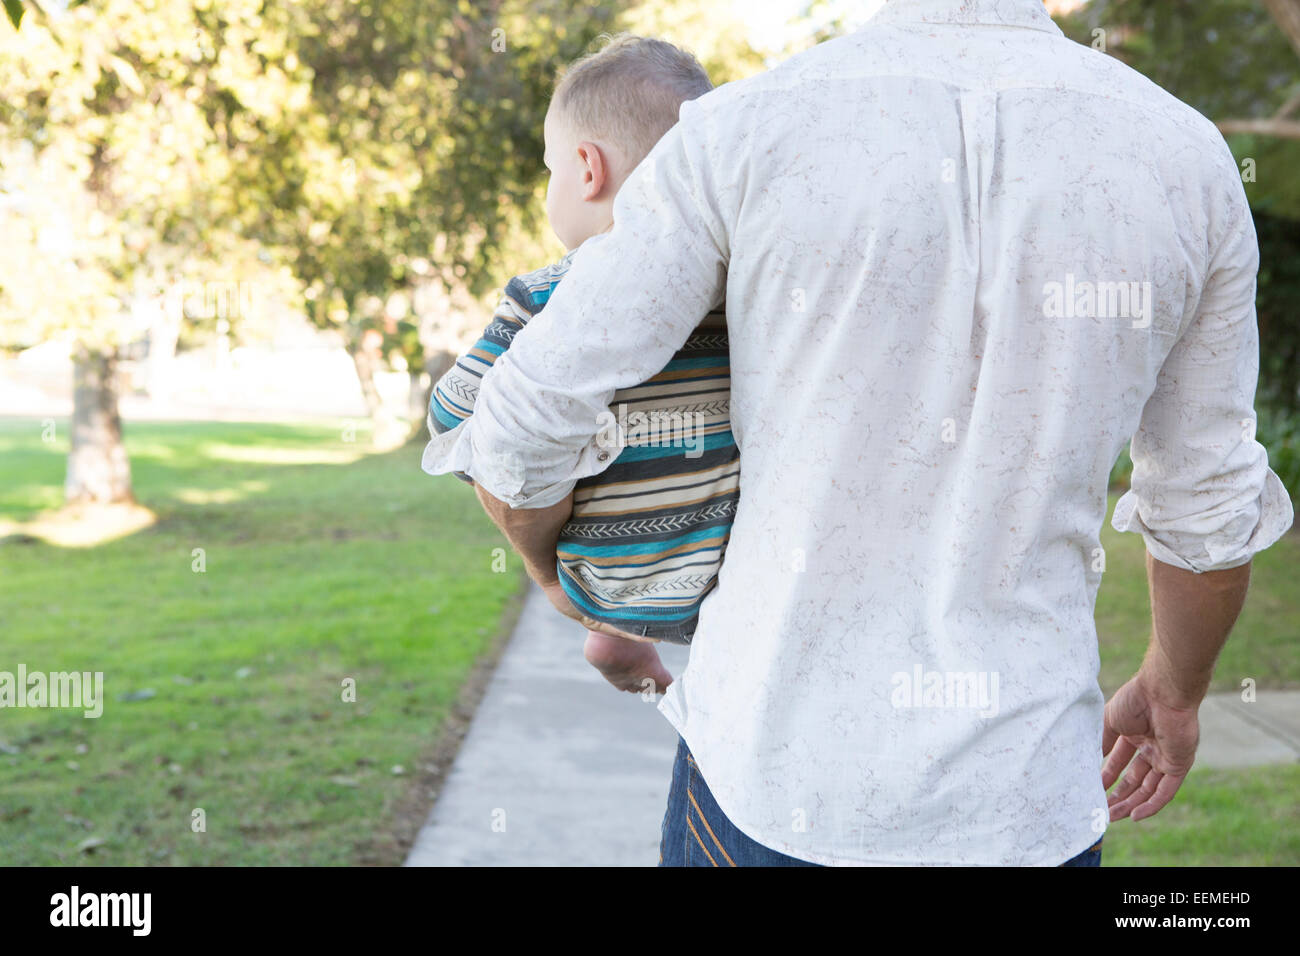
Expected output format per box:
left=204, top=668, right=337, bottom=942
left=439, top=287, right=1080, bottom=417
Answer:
left=544, top=33, right=713, bottom=251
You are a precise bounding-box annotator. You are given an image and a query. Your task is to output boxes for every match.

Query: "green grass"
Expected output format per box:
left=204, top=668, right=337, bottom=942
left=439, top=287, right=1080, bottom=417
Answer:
left=0, top=418, right=526, bottom=865
left=1101, top=764, right=1300, bottom=866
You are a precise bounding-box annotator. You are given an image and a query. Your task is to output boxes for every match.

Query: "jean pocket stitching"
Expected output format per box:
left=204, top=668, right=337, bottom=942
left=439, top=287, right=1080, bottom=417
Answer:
left=686, top=760, right=735, bottom=866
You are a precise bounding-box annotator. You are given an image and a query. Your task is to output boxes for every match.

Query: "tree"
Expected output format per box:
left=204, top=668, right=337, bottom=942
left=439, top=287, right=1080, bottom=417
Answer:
left=0, top=0, right=296, bottom=504
left=0, top=0, right=773, bottom=510
left=229, top=1, right=630, bottom=444
left=1058, top=0, right=1300, bottom=216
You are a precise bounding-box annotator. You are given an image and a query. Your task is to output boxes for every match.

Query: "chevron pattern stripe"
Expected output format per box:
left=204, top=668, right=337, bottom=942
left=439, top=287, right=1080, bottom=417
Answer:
left=560, top=500, right=736, bottom=539
left=440, top=374, right=479, bottom=404
left=569, top=567, right=720, bottom=598
left=681, top=334, right=728, bottom=350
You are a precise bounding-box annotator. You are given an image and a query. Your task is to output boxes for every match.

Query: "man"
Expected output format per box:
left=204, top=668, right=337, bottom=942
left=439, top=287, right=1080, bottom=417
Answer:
left=437, top=0, right=1294, bottom=865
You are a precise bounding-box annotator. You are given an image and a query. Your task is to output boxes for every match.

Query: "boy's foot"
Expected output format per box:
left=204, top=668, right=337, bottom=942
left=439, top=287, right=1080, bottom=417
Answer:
left=583, top=629, right=673, bottom=695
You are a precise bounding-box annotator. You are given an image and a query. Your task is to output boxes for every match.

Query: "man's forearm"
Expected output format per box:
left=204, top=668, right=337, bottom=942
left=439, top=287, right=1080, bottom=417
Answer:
left=474, top=483, right=573, bottom=586
left=1141, top=552, right=1251, bottom=707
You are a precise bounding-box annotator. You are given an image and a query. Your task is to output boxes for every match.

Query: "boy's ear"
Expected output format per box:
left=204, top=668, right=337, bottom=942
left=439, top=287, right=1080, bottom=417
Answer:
left=579, top=141, right=610, bottom=198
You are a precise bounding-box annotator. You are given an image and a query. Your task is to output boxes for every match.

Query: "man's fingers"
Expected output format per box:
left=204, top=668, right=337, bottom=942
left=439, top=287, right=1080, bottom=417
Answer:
left=1110, top=768, right=1165, bottom=822
left=1101, top=736, right=1137, bottom=790
left=1109, top=765, right=1161, bottom=821
left=1130, top=772, right=1185, bottom=821
left=1106, top=751, right=1150, bottom=808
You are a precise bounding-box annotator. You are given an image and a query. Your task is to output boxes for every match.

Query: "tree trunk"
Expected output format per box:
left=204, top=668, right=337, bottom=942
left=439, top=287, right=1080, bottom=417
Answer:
left=347, top=335, right=384, bottom=419
left=66, top=345, right=134, bottom=505
left=407, top=369, right=426, bottom=431
left=346, top=328, right=409, bottom=448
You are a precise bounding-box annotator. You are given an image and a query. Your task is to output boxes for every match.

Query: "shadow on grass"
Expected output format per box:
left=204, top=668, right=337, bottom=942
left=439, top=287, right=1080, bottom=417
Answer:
left=0, top=418, right=419, bottom=547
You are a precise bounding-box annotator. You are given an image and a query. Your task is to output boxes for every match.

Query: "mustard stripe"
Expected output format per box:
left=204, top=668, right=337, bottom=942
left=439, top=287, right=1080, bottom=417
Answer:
left=686, top=815, right=718, bottom=867
left=687, top=789, right=736, bottom=867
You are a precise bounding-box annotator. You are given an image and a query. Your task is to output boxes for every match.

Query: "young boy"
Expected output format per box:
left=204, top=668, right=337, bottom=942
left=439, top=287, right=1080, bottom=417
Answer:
left=421, top=34, right=738, bottom=691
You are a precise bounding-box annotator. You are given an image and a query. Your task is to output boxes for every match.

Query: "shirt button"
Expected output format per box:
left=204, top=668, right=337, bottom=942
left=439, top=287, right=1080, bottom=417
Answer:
left=597, top=451, right=610, bottom=462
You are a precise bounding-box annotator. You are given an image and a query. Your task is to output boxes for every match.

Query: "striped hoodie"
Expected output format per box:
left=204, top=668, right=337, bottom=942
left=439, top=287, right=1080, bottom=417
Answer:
left=424, top=248, right=738, bottom=643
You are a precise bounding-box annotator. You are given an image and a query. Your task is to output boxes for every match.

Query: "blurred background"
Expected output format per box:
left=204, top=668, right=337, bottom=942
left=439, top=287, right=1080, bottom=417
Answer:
left=0, top=0, right=1296, bottom=866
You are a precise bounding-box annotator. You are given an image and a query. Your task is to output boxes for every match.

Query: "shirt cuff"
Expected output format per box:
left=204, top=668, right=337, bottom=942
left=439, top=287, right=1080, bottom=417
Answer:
left=421, top=411, right=472, bottom=484
left=420, top=414, right=627, bottom=509
left=1111, top=468, right=1295, bottom=572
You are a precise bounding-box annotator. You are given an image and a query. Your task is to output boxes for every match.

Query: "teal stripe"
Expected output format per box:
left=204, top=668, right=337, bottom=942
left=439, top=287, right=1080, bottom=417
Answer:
left=557, top=568, right=698, bottom=622
left=613, top=430, right=735, bottom=463
left=431, top=399, right=467, bottom=430
left=531, top=283, right=559, bottom=307
left=661, top=355, right=728, bottom=371
left=558, top=525, right=725, bottom=559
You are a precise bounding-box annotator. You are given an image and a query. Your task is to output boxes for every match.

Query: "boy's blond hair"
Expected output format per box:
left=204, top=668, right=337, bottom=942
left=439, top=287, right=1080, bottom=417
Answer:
left=551, top=32, right=713, bottom=183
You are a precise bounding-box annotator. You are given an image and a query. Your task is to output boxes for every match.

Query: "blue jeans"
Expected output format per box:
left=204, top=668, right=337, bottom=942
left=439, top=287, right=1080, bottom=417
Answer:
left=658, top=735, right=1103, bottom=867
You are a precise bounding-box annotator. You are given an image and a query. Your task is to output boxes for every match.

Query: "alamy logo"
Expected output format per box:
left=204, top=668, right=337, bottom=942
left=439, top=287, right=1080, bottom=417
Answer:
left=595, top=403, right=708, bottom=459
left=1042, top=273, right=1153, bottom=328
left=0, top=666, right=103, bottom=718
left=890, top=665, right=1000, bottom=718
left=50, top=886, right=151, bottom=936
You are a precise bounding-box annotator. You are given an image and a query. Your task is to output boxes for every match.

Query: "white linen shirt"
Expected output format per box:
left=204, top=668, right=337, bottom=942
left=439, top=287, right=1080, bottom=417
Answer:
left=424, top=0, right=1294, bottom=864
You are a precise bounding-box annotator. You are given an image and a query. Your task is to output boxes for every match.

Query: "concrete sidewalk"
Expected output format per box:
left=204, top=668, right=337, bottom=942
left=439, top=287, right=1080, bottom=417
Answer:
left=405, top=581, right=1299, bottom=866
left=405, top=581, right=689, bottom=866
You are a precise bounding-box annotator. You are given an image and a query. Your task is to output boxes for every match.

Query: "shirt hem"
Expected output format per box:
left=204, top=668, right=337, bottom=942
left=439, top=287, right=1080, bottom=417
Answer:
left=658, top=686, right=1108, bottom=867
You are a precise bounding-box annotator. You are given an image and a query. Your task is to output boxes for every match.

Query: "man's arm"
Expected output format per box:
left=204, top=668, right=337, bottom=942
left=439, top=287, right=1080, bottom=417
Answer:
left=1140, top=553, right=1251, bottom=709
left=473, top=483, right=570, bottom=588
left=1104, top=159, right=1293, bottom=822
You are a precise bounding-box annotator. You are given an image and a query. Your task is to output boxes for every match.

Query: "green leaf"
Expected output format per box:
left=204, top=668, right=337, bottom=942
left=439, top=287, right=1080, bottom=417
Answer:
left=3, top=0, right=22, bottom=29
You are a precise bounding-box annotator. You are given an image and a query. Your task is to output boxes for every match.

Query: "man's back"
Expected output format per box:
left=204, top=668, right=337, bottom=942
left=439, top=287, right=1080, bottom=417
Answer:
left=456, top=0, right=1293, bottom=865
left=649, top=0, right=1290, bottom=865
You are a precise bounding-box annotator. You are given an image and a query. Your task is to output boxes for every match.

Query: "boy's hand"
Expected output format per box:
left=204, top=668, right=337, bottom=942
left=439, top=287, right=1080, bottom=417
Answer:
left=583, top=629, right=673, bottom=695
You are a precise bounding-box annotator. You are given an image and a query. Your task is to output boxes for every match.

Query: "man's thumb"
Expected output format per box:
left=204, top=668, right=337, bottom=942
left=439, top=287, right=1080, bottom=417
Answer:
left=1101, top=704, right=1118, bottom=757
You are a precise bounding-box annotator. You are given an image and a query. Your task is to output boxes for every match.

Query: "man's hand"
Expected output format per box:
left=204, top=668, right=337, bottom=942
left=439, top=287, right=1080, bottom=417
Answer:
left=1101, top=668, right=1200, bottom=822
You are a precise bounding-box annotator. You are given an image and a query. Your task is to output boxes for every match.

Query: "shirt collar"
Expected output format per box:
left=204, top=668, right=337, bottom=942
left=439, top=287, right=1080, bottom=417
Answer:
left=869, top=0, right=1064, bottom=35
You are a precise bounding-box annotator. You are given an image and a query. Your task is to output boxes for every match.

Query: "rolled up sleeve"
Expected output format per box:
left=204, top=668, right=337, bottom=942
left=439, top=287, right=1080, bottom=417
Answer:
left=449, top=96, right=732, bottom=508
left=1112, top=188, right=1295, bottom=571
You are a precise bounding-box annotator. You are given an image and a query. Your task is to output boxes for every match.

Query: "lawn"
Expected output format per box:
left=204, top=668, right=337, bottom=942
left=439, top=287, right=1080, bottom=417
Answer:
left=0, top=417, right=1295, bottom=865
left=0, top=417, right=527, bottom=865
left=1099, top=764, right=1300, bottom=866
